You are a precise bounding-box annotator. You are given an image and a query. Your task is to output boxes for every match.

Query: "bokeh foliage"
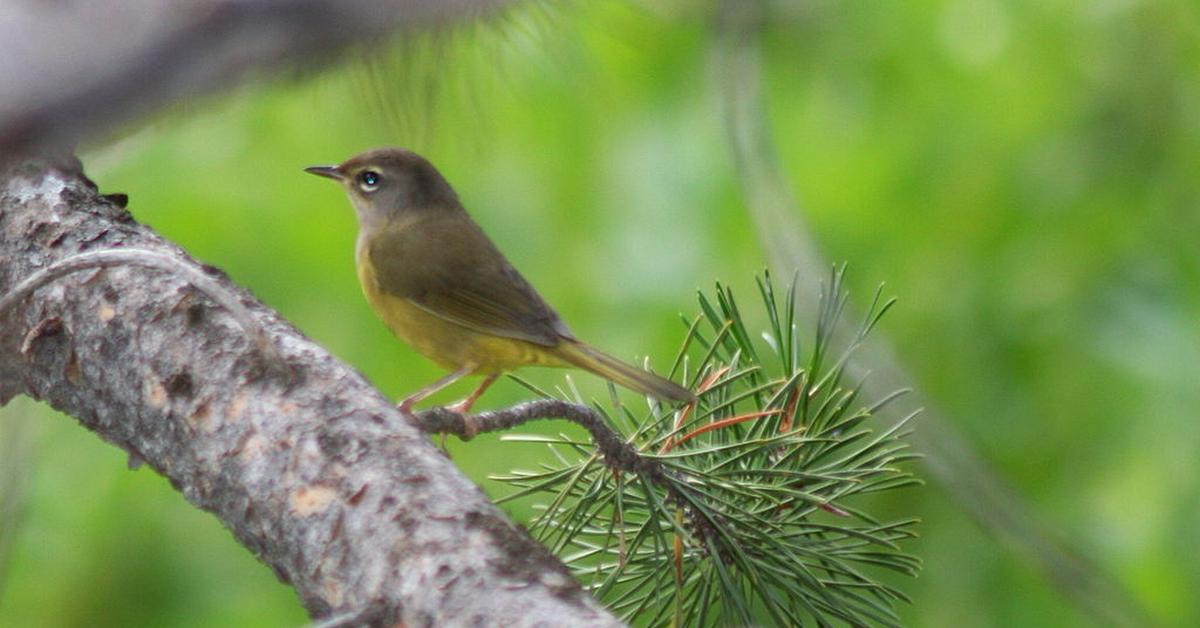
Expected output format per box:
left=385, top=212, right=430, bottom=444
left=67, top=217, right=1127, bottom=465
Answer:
left=2, top=1, right=1198, bottom=626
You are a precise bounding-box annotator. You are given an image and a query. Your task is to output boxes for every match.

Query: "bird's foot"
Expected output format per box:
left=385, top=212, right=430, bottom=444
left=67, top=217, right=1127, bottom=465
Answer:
left=446, top=398, right=476, bottom=415
left=445, top=372, right=497, bottom=416
left=447, top=399, right=484, bottom=437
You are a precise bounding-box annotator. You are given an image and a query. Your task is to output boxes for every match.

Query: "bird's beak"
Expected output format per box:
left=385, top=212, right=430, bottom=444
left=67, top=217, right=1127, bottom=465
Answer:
left=304, top=165, right=344, bottom=181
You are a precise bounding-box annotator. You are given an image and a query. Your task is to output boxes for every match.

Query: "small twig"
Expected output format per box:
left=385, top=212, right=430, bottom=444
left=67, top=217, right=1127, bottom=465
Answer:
left=415, top=400, right=663, bottom=478
left=0, top=248, right=286, bottom=370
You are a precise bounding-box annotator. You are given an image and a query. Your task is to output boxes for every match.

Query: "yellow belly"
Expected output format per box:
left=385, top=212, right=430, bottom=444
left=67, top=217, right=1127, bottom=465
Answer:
left=357, top=258, right=565, bottom=374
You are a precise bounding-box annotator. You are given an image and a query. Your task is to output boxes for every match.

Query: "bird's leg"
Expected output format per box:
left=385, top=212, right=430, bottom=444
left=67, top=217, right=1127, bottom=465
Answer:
left=398, top=366, right=472, bottom=414
left=448, top=373, right=498, bottom=417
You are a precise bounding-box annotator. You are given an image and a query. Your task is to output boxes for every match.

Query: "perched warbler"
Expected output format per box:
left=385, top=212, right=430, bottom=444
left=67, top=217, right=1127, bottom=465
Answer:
left=306, top=148, right=693, bottom=413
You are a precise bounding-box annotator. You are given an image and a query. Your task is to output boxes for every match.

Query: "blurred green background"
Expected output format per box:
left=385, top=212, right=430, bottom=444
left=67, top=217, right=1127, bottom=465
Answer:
left=2, top=0, right=1198, bottom=625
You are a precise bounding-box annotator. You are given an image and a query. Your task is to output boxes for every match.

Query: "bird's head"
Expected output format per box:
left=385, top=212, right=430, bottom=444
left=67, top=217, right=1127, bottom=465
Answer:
left=305, top=147, right=459, bottom=229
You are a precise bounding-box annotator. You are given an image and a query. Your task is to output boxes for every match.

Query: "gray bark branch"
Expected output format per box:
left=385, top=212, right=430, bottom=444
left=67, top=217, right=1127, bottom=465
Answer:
left=0, top=248, right=283, bottom=367
left=0, top=155, right=621, bottom=626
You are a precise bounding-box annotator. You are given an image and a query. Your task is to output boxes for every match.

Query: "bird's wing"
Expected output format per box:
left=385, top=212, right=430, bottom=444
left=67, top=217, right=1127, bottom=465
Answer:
left=368, top=214, right=573, bottom=347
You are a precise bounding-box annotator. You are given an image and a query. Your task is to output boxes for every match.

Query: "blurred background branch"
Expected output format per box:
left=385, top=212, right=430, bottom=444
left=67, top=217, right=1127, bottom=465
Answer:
left=0, top=0, right=512, bottom=153
left=713, top=1, right=1149, bottom=626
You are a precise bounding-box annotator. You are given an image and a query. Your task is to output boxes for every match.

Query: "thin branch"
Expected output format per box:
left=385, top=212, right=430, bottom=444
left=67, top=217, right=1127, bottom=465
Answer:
left=416, top=400, right=666, bottom=479
left=417, top=399, right=734, bottom=558
left=417, top=394, right=868, bottom=581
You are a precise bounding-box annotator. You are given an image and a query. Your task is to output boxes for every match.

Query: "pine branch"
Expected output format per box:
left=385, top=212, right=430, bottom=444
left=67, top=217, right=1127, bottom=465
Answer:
left=491, top=269, right=922, bottom=627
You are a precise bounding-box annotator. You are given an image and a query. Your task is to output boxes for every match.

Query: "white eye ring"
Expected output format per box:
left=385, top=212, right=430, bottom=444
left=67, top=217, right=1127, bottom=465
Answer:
left=358, top=170, right=381, bottom=192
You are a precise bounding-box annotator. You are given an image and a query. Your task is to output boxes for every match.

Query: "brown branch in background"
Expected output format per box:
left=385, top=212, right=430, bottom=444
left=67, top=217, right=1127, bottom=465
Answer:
left=712, top=1, right=1149, bottom=626
left=0, top=0, right=515, bottom=154
left=0, top=156, right=620, bottom=626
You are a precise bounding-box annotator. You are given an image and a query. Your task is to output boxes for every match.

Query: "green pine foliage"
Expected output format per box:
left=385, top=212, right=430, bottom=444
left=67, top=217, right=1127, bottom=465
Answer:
left=494, top=268, right=921, bottom=626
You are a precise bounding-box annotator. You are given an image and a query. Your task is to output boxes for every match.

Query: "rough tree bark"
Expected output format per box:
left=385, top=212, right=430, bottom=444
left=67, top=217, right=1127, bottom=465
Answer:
left=0, top=155, right=621, bottom=626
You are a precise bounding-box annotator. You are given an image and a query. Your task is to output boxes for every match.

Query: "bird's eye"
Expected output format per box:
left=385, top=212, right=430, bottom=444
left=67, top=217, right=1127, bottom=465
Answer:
left=358, top=170, right=381, bottom=191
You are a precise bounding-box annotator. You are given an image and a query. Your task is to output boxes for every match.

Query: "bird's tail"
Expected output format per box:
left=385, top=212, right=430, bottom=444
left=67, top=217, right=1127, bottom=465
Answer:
left=552, top=340, right=695, bottom=404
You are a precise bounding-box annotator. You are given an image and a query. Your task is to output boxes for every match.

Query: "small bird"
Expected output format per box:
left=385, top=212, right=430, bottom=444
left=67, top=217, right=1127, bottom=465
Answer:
left=306, top=148, right=694, bottom=414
